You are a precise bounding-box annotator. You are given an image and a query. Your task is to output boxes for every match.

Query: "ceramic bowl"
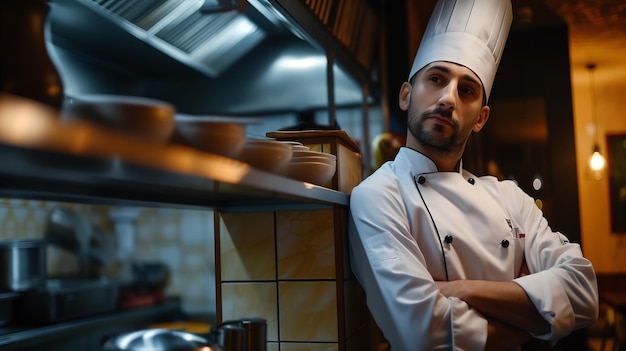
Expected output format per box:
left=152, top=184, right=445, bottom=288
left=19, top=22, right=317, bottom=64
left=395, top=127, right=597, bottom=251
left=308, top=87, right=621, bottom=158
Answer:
left=236, top=139, right=293, bottom=172
left=279, top=141, right=309, bottom=151
left=62, top=94, right=176, bottom=142
left=172, top=115, right=247, bottom=158
left=290, top=155, right=336, bottom=166
left=281, top=161, right=336, bottom=185
left=291, top=150, right=336, bottom=162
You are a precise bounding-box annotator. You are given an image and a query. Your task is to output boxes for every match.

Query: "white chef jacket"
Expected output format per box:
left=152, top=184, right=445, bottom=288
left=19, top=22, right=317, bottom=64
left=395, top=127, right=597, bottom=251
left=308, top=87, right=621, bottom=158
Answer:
left=348, top=147, right=598, bottom=351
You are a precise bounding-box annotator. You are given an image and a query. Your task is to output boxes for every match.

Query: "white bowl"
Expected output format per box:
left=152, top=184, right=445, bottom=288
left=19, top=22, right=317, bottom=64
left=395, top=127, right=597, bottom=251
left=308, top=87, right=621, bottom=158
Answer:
left=236, top=139, right=293, bottom=172
left=62, top=94, right=176, bottom=142
left=173, top=116, right=246, bottom=158
left=281, top=161, right=336, bottom=186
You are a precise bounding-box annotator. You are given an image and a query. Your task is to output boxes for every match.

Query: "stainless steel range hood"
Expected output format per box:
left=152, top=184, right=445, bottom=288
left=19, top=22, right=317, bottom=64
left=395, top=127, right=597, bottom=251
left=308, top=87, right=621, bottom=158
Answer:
left=51, top=0, right=268, bottom=78
left=47, top=0, right=380, bottom=115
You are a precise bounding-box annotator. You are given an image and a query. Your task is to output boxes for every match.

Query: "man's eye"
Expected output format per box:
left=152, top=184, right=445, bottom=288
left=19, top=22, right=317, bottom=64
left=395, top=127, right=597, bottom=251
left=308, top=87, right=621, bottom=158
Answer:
left=460, top=87, right=475, bottom=96
left=429, top=76, right=442, bottom=83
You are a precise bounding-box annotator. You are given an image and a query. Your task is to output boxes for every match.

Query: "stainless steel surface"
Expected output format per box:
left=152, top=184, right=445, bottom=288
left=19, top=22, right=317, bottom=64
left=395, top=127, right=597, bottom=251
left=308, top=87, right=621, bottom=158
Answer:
left=216, top=324, right=245, bottom=351
left=218, top=318, right=266, bottom=351
left=0, top=240, right=46, bottom=292
left=102, top=328, right=221, bottom=351
left=46, top=0, right=377, bottom=115
left=239, top=318, right=266, bottom=351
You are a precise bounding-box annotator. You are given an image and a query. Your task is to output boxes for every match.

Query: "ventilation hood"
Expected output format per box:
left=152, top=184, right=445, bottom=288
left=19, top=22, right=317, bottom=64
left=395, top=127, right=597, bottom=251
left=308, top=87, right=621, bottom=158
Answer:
left=49, top=0, right=270, bottom=78
left=47, top=0, right=380, bottom=115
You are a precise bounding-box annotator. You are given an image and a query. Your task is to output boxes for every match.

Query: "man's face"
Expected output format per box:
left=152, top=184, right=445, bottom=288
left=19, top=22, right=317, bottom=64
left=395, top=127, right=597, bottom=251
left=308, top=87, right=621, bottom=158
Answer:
left=399, top=61, right=489, bottom=153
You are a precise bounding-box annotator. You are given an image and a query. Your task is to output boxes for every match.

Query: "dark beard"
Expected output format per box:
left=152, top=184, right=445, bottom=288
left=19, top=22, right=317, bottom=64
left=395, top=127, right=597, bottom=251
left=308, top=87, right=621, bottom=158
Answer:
left=407, top=107, right=463, bottom=152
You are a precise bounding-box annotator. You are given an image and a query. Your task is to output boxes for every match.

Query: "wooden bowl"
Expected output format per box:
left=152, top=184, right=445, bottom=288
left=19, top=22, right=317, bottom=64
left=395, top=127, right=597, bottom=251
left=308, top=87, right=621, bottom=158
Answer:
left=62, top=94, right=176, bottom=143
left=281, top=161, right=336, bottom=185
left=236, top=139, right=293, bottom=172
left=172, top=115, right=247, bottom=158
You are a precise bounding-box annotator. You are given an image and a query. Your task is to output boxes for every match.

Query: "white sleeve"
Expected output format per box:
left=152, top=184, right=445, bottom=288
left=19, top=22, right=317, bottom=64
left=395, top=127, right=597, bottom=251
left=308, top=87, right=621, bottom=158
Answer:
left=507, top=182, right=599, bottom=343
left=349, top=182, right=488, bottom=350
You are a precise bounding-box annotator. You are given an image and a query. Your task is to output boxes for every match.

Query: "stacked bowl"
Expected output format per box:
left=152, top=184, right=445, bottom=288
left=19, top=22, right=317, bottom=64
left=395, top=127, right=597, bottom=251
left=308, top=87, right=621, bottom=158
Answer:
left=280, top=146, right=337, bottom=186
left=172, top=115, right=249, bottom=158
left=235, top=138, right=293, bottom=172
left=61, top=94, right=177, bottom=143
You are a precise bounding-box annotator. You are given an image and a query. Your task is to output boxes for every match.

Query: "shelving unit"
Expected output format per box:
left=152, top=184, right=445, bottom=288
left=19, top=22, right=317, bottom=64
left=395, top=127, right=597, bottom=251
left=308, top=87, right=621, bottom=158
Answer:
left=2, top=1, right=381, bottom=347
left=0, top=94, right=348, bottom=212
left=0, top=93, right=370, bottom=350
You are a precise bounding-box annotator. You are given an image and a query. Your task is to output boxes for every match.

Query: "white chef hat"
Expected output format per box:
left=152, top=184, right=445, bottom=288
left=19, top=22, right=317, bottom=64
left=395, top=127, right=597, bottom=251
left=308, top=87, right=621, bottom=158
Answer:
left=408, top=0, right=513, bottom=101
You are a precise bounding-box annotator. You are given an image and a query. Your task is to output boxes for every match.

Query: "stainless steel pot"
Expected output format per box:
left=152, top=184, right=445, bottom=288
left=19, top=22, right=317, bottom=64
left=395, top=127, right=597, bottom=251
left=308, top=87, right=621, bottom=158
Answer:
left=217, top=318, right=266, bottom=351
left=0, top=239, right=46, bottom=291
left=102, top=329, right=222, bottom=351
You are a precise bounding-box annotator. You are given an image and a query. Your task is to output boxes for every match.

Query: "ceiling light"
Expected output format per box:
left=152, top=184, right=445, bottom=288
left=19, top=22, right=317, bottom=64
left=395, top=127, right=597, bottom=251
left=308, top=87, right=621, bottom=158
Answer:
left=585, top=62, right=607, bottom=181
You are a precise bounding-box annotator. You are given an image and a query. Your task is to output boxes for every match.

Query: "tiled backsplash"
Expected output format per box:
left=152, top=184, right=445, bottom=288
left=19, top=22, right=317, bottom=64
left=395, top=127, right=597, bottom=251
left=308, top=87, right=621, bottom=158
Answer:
left=219, top=209, right=369, bottom=351
left=0, top=199, right=217, bottom=317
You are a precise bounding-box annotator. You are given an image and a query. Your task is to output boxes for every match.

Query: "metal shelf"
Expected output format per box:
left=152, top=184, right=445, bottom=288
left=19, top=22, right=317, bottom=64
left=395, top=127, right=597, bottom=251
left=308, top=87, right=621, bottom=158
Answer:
left=0, top=94, right=348, bottom=211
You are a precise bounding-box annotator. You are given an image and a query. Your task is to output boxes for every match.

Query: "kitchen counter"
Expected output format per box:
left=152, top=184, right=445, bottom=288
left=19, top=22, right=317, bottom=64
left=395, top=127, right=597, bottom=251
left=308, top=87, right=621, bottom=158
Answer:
left=0, top=93, right=349, bottom=211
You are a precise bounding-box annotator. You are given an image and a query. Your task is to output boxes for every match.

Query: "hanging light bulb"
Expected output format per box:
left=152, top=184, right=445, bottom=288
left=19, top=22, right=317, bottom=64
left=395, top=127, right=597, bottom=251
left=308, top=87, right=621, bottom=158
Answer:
left=587, top=144, right=606, bottom=180
left=585, top=63, right=607, bottom=180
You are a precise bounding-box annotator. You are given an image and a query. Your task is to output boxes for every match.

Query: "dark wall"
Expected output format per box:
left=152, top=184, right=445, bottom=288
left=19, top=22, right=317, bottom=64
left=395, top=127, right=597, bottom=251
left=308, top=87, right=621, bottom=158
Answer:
left=470, top=16, right=587, bottom=351
left=381, top=0, right=411, bottom=134
left=485, top=23, right=581, bottom=245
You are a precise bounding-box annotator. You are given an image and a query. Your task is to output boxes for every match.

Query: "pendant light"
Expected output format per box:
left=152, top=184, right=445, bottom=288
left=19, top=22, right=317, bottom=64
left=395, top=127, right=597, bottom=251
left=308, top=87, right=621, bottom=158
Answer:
left=585, top=62, right=607, bottom=181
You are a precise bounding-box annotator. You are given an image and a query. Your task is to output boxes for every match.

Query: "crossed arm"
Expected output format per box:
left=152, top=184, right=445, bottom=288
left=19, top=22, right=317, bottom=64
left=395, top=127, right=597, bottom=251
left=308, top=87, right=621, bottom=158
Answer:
left=436, top=279, right=550, bottom=350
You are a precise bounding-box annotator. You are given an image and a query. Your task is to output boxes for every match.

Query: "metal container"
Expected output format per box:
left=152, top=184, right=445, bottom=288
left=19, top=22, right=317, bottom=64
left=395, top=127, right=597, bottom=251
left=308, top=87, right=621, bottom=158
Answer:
left=218, top=318, right=267, bottom=351
left=102, top=328, right=222, bottom=351
left=0, top=239, right=46, bottom=291
left=216, top=324, right=245, bottom=351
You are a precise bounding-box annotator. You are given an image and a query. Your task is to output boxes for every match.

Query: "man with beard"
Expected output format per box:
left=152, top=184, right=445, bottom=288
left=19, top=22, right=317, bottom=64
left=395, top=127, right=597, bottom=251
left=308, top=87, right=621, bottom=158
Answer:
left=348, top=0, right=599, bottom=350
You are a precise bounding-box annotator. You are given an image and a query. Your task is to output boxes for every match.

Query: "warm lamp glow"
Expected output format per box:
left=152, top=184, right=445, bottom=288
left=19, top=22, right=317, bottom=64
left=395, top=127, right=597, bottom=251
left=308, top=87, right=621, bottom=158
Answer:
left=586, top=145, right=607, bottom=181
left=589, top=150, right=606, bottom=172
left=585, top=63, right=606, bottom=181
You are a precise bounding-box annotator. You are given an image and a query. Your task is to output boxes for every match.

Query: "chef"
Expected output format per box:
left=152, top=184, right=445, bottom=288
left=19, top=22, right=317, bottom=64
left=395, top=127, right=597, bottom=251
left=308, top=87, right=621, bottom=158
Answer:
left=348, top=0, right=599, bottom=350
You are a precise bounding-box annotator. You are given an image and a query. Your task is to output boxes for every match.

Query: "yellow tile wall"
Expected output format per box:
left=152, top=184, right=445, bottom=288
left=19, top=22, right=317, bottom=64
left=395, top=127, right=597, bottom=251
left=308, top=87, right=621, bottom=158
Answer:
left=218, top=207, right=370, bottom=349
left=278, top=281, right=338, bottom=342
left=220, top=212, right=275, bottom=281
left=276, top=210, right=335, bottom=280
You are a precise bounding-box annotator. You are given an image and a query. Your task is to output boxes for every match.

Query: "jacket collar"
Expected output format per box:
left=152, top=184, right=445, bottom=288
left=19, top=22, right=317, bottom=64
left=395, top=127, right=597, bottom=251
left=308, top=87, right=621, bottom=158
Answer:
left=393, top=147, right=463, bottom=175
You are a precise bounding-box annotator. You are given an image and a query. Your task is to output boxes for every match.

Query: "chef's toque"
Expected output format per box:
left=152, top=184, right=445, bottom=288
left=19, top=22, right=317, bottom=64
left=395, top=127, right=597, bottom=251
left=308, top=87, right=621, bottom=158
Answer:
left=408, top=0, right=513, bottom=101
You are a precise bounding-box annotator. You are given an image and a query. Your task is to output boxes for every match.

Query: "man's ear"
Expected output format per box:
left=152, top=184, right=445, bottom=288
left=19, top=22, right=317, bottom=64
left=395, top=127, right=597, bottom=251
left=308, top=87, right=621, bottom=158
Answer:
left=473, top=105, right=490, bottom=132
left=399, top=82, right=412, bottom=111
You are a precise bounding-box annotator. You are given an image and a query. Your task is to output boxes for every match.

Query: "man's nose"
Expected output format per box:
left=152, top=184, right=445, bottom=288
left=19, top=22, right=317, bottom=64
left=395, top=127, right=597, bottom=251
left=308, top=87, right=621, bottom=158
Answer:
left=437, top=82, right=457, bottom=109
